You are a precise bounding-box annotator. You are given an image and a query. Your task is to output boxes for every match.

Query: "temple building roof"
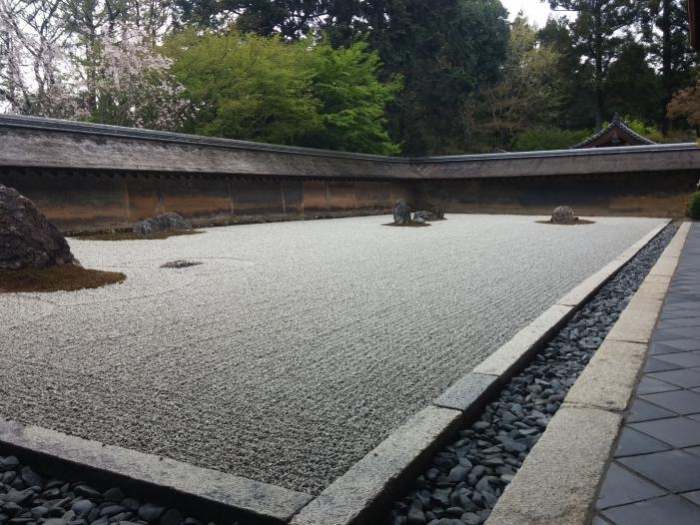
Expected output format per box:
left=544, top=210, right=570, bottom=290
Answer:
left=571, top=115, right=656, bottom=149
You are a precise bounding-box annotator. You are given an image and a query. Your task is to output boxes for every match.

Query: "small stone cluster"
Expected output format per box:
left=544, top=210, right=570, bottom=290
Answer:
left=550, top=206, right=578, bottom=224
left=388, top=224, right=676, bottom=525
left=393, top=200, right=445, bottom=226
left=133, top=213, right=192, bottom=236
left=0, top=184, right=76, bottom=270
left=0, top=455, right=223, bottom=525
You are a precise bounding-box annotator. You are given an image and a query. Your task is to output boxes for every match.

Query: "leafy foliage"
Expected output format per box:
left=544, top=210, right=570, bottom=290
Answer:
left=301, top=38, right=401, bottom=154
left=687, top=191, right=700, bottom=220
left=165, top=29, right=400, bottom=153
left=166, top=30, right=320, bottom=144
left=511, top=127, right=592, bottom=151
left=464, top=16, right=564, bottom=151
left=668, top=82, right=700, bottom=129
left=548, top=0, right=638, bottom=128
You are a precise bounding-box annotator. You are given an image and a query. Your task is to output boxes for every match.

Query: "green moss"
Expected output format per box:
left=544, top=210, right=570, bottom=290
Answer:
left=1, top=264, right=126, bottom=293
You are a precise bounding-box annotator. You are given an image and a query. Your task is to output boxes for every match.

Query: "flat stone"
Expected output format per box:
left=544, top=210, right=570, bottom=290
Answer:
left=433, top=373, right=499, bottom=415
left=614, top=428, right=672, bottom=457
left=597, top=462, right=666, bottom=510
left=606, top=309, right=659, bottom=344
left=0, top=419, right=313, bottom=523
left=602, top=494, right=700, bottom=525
left=473, top=304, right=574, bottom=378
left=564, top=340, right=647, bottom=412
left=653, top=351, right=700, bottom=368
left=629, top=416, right=700, bottom=448
left=556, top=260, right=621, bottom=307
left=618, top=449, right=700, bottom=492
left=486, top=407, right=622, bottom=525
left=635, top=377, right=680, bottom=395
left=644, top=358, right=682, bottom=373
left=626, top=398, right=677, bottom=423
left=657, top=339, right=700, bottom=352
left=640, top=389, right=700, bottom=415
left=290, top=406, right=462, bottom=525
left=646, top=257, right=681, bottom=279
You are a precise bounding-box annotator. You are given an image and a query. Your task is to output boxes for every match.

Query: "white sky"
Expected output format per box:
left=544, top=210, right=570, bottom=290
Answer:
left=500, top=0, right=561, bottom=28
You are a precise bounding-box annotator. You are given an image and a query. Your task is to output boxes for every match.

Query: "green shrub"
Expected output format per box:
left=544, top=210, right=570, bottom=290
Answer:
left=686, top=191, right=700, bottom=219
left=511, top=127, right=592, bottom=152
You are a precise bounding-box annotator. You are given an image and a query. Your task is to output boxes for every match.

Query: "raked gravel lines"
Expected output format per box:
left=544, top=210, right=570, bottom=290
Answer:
left=0, top=215, right=665, bottom=495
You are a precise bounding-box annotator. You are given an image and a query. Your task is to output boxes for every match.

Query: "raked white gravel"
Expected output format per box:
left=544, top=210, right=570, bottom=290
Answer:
left=0, top=214, right=664, bottom=494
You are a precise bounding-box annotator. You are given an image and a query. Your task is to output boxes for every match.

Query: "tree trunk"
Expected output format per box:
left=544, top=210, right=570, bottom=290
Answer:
left=594, top=7, right=604, bottom=130
left=661, top=0, right=672, bottom=135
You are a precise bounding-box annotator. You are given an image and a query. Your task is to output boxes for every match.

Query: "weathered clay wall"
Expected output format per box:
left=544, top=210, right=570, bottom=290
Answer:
left=0, top=168, right=414, bottom=231
left=1, top=115, right=699, bottom=231
left=415, top=171, right=698, bottom=218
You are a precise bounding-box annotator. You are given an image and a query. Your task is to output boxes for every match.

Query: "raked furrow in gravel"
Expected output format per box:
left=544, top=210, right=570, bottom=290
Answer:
left=1, top=215, right=666, bottom=494
left=386, top=224, right=677, bottom=525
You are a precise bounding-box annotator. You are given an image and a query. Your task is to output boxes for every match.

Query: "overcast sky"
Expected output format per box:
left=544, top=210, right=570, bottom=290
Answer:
left=500, top=0, right=561, bottom=28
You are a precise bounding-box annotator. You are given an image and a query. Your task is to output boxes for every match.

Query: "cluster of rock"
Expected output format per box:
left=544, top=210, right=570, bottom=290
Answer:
left=550, top=206, right=578, bottom=224
left=393, top=200, right=445, bottom=225
left=0, top=184, right=76, bottom=270
left=0, top=456, right=219, bottom=525
left=133, top=213, right=192, bottom=236
left=388, top=225, right=677, bottom=525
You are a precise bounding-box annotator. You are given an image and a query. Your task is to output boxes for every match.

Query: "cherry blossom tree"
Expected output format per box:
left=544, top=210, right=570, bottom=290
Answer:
left=0, top=0, right=188, bottom=130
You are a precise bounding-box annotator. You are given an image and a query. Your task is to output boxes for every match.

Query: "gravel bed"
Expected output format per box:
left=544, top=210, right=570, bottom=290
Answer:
left=386, top=224, right=678, bottom=525
left=0, top=457, right=222, bottom=525
left=0, top=215, right=664, bottom=494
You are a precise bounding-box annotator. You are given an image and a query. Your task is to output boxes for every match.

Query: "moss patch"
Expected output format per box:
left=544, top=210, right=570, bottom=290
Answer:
left=0, top=264, right=126, bottom=293
left=536, top=219, right=595, bottom=226
left=72, top=230, right=203, bottom=241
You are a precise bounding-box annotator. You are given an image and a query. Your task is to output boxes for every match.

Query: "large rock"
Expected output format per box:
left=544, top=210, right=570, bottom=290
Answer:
left=133, top=212, right=192, bottom=236
left=550, top=206, right=578, bottom=223
left=0, top=184, right=76, bottom=270
left=393, top=200, right=412, bottom=225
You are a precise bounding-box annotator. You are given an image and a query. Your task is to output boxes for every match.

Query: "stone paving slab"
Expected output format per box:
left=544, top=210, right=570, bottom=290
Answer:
left=0, top=215, right=664, bottom=496
left=593, top=222, right=700, bottom=525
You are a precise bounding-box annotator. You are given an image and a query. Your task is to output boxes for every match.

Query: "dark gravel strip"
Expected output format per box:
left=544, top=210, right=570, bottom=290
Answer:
left=387, top=224, right=678, bottom=525
left=0, top=458, right=228, bottom=525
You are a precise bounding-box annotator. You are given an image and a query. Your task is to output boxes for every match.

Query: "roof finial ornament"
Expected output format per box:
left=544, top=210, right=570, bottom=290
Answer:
left=612, top=112, right=621, bottom=124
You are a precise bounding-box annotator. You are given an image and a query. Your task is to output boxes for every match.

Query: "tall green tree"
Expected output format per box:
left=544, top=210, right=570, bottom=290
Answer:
left=538, top=16, right=596, bottom=129
left=464, top=16, right=563, bottom=151
left=638, top=0, right=696, bottom=133
left=367, top=0, right=509, bottom=155
left=604, top=42, right=662, bottom=124
left=548, top=0, right=637, bottom=129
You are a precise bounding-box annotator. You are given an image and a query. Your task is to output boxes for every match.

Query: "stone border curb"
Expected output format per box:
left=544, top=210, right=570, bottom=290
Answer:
left=289, top=407, right=463, bottom=525
left=0, top=418, right=313, bottom=524
left=289, top=221, right=671, bottom=525
left=485, top=221, right=690, bottom=525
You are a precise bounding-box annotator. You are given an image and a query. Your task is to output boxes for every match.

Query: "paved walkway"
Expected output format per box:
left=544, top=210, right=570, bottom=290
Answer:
left=594, top=223, right=700, bottom=525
